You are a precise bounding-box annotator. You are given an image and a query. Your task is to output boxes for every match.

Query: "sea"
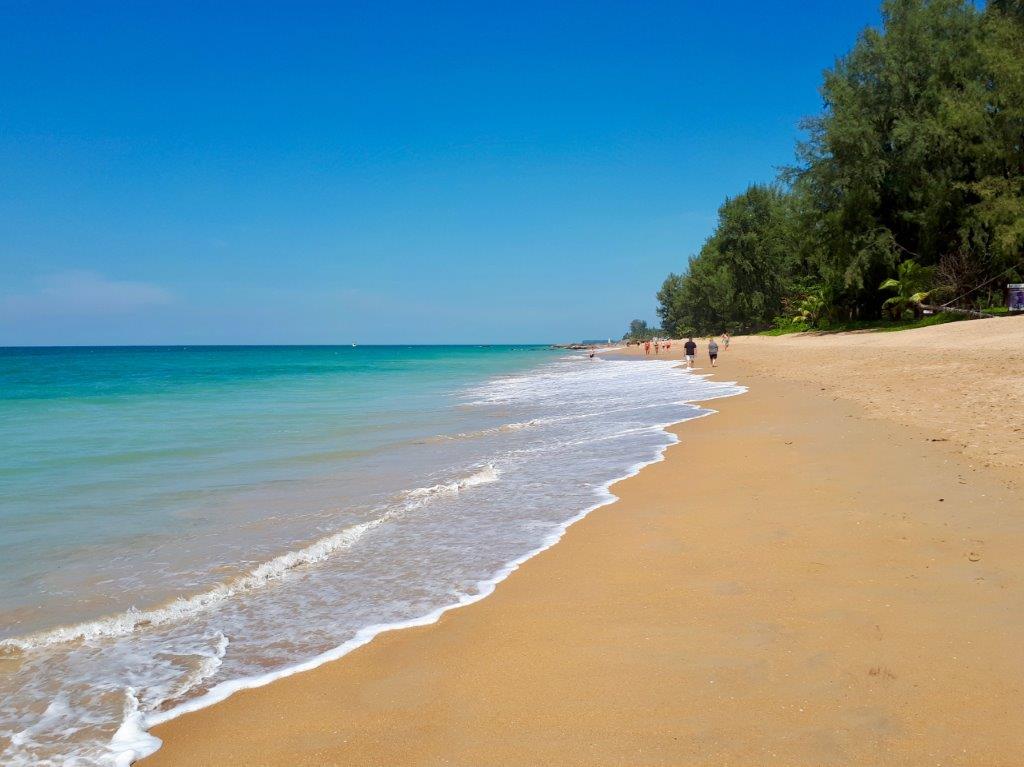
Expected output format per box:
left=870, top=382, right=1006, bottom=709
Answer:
left=0, top=345, right=742, bottom=765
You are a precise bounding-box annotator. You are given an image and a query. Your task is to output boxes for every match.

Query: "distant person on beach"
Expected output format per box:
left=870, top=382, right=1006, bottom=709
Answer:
left=683, top=337, right=696, bottom=368
left=722, top=332, right=730, bottom=351
left=708, top=337, right=719, bottom=367
left=644, top=340, right=651, bottom=356
left=654, top=340, right=660, bottom=354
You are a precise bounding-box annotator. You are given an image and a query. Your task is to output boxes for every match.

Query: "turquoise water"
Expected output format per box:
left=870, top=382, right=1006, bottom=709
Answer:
left=0, top=345, right=742, bottom=765
left=1, top=345, right=551, bottom=634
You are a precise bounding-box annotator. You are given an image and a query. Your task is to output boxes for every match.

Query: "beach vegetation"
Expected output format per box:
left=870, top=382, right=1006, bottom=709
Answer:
left=760, top=309, right=964, bottom=335
left=656, top=0, right=1024, bottom=334
left=622, top=319, right=660, bottom=341
left=657, top=184, right=801, bottom=334
left=879, top=259, right=936, bottom=319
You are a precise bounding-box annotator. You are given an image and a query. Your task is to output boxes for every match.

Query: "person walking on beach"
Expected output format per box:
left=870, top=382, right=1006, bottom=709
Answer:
left=654, top=340, right=660, bottom=355
left=644, top=340, right=651, bottom=356
left=683, top=337, right=697, bottom=368
left=722, top=332, right=730, bottom=351
left=708, top=337, right=719, bottom=367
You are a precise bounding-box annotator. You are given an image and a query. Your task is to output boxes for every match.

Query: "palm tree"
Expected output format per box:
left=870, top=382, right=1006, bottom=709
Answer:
left=792, top=282, right=841, bottom=327
left=880, top=260, right=935, bottom=320
left=793, top=293, right=826, bottom=325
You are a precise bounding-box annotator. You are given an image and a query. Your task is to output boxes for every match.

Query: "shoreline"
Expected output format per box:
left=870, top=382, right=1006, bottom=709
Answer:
left=122, top=404, right=739, bottom=764
left=144, top=320, right=1024, bottom=766
left=118, top=357, right=744, bottom=765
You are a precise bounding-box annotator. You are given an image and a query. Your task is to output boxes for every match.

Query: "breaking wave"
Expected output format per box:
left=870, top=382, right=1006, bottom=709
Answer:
left=1, top=465, right=501, bottom=654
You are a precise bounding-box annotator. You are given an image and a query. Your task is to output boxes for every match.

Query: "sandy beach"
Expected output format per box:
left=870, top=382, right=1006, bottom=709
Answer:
left=144, top=317, right=1024, bottom=766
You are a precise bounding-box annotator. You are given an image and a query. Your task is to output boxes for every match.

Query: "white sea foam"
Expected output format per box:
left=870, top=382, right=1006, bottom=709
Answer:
left=150, top=632, right=229, bottom=707
left=402, top=464, right=500, bottom=506
left=109, top=691, right=161, bottom=767
left=426, top=420, right=543, bottom=442
left=8, top=695, right=72, bottom=750
left=1, top=466, right=501, bottom=655
left=0, top=521, right=379, bottom=652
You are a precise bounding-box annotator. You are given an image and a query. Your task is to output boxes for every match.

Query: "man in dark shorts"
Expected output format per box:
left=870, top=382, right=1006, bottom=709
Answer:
left=708, top=337, right=719, bottom=367
left=683, top=337, right=697, bottom=368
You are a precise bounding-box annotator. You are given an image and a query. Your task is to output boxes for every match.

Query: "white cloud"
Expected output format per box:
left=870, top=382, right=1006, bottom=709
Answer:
left=0, top=270, right=175, bottom=320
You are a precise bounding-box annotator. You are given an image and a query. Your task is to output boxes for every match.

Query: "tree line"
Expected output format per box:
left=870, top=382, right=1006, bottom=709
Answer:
left=655, top=0, right=1024, bottom=336
left=622, top=319, right=662, bottom=341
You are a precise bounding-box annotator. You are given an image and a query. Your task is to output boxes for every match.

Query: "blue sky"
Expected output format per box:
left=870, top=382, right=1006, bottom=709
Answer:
left=0, top=1, right=883, bottom=344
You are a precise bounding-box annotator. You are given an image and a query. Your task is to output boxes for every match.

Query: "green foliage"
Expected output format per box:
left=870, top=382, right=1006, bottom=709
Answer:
left=656, top=185, right=799, bottom=335
left=879, top=259, right=936, bottom=317
left=761, top=316, right=810, bottom=336
left=656, top=0, right=1024, bottom=334
left=962, top=6, right=1024, bottom=264
left=984, top=305, right=1012, bottom=315
left=758, top=310, right=963, bottom=335
left=622, top=319, right=659, bottom=341
left=799, top=0, right=985, bottom=287
left=791, top=282, right=845, bottom=326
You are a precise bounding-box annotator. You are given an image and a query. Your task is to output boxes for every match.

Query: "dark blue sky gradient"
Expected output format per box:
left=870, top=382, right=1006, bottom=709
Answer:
left=0, top=1, right=883, bottom=344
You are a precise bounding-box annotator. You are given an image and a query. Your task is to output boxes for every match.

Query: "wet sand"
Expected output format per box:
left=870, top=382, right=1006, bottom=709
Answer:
left=144, top=317, right=1024, bottom=766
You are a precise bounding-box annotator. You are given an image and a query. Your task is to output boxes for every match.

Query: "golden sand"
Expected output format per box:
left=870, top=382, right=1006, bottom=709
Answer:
left=144, top=317, right=1024, bottom=766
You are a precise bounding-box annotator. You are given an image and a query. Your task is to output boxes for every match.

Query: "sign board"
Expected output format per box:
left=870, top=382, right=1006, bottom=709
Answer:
left=1009, top=284, right=1024, bottom=313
